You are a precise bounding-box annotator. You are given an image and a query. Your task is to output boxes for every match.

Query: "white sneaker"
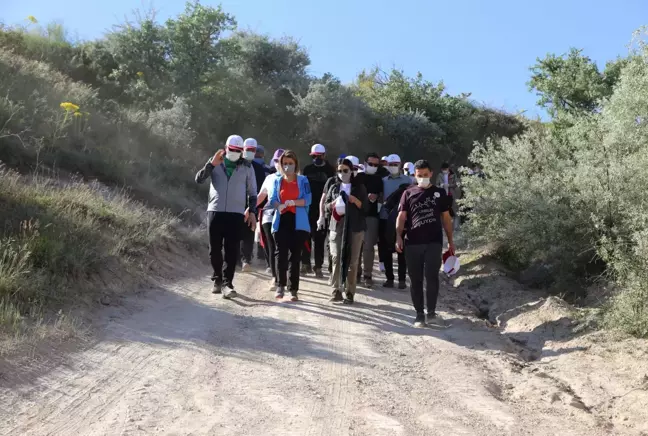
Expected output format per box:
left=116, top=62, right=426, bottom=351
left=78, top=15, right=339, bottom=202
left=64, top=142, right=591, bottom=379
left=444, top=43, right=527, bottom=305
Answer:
left=265, top=267, right=272, bottom=274
left=241, top=262, right=251, bottom=272
left=222, top=285, right=237, bottom=299
left=379, top=262, right=385, bottom=273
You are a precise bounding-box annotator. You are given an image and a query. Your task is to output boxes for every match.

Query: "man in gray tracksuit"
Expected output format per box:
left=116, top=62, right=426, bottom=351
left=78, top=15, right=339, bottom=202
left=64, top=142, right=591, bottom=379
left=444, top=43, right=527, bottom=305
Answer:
left=195, top=135, right=258, bottom=298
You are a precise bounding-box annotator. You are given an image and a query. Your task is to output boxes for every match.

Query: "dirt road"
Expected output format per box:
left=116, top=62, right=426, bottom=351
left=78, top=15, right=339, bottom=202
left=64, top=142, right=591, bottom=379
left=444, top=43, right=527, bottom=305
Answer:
left=1, top=253, right=646, bottom=435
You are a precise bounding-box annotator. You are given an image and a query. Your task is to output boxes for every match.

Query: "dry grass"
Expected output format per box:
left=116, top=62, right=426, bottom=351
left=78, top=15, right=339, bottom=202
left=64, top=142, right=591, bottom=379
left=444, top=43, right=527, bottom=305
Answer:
left=0, top=164, right=194, bottom=345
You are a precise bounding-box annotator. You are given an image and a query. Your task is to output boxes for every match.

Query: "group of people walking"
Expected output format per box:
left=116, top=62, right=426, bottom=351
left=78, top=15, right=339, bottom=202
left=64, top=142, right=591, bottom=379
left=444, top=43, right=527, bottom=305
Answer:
left=195, top=135, right=464, bottom=327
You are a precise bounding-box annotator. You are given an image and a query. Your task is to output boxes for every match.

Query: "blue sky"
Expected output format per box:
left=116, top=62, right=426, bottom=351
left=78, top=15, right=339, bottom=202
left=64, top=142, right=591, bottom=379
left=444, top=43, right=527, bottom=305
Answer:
left=3, top=0, right=647, bottom=118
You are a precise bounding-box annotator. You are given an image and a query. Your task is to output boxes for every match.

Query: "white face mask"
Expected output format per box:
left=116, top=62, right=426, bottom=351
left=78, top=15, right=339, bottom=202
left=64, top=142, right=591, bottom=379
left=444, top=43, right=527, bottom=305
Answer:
left=365, top=164, right=377, bottom=175
left=416, top=177, right=431, bottom=188
left=226, top=150, right=241, bottom=162
left=244, top=151, right=255, bottom=161
left=353, top=170, right=358, bottom=177
left=388, top=166, right=400, bottom=176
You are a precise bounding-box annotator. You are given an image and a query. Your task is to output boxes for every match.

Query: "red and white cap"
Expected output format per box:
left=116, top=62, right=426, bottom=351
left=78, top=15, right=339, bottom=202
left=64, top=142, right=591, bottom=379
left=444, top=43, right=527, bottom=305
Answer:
left=387, top=154, right=401, bottom=164
left=226, top=135, right=244, bottom=151
left=310, top=143, right=326, bottom=156
left=442, top=250, right=460, bottom=276
left=381, top=156, right=388, bottom=162
left=243, top=138, right=257, bottom=150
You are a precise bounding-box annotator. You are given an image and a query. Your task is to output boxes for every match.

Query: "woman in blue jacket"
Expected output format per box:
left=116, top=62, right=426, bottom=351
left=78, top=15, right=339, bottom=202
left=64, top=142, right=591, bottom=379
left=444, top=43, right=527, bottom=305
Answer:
left=270, top=150, right=312, bottom=301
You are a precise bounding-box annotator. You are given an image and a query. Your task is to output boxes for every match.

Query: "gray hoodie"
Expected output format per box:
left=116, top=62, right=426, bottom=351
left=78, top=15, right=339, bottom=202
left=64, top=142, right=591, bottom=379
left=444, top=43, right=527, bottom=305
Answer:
left=195, top=159, right=258, bottom=215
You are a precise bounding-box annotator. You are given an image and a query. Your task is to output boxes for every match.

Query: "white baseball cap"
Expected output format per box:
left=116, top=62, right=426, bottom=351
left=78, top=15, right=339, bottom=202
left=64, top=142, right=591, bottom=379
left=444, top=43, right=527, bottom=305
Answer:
left=310, top=144, right=326, bottom=156
left=404, top=162, right=415, bottom=173
left=226, top=135, right=244, bottom=150
left=347, top=155, right=360, bottom=168
left=387, top=154, right=401, bottom=164
left=243, top=138, right=257, bottom=149
left=381, top=156, right=388, bottom=162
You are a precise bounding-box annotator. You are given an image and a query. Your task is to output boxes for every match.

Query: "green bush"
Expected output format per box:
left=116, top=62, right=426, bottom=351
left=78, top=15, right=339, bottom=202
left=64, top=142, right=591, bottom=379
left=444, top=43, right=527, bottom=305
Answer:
left=463, top=31, right=648, bottom=336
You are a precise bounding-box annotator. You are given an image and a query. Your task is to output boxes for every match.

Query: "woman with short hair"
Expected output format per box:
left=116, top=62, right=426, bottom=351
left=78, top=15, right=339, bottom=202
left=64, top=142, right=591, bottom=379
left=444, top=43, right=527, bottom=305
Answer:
left=269, top=150, right=312, bottom=301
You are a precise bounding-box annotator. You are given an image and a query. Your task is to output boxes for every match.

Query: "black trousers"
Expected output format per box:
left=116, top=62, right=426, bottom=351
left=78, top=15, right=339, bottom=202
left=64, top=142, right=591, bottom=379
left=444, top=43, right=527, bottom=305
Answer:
left=274, top=213, right=307, bottom=291
left=240, top=223, right=254, bottom=264
left=302, top=214, right=326, bottom=270
left=208, top=212, right=243, bottom=286
left=379, top=219, right=407, bottom=282
left=261, top=222, right=277, bottom=280
left=405, top=242, right=443, bottom=314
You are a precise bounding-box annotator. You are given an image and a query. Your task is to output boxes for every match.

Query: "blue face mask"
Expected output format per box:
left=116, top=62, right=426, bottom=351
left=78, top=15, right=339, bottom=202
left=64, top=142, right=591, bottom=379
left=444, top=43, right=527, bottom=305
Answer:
left=253, top=157, right=265, bottom=165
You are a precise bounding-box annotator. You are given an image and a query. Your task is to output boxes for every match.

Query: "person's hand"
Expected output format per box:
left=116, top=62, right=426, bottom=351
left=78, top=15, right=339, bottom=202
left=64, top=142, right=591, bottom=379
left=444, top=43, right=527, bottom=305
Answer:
left=317, top=215, right=326, bottom=230
left=284, top=199, right=295, bottom=208
left=246, top=212, right=257, bottom=230
left=349, top=195, right=359, bottom=206
left=447, top=241, right=456, bottom=256
left=244, top=208, right=250, bottom=221
left=211, top=149, right=225, bottom=166
left=396, top=235, right=404, bottom=253
left=368, top=193, right=378, bottom=202
left=278, top=203, right=287, bottom=212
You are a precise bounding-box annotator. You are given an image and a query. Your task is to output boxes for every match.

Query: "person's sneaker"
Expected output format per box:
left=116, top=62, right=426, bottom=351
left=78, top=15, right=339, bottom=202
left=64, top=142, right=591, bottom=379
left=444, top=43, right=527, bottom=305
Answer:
left=305, top=265, right=313, bottom=274
left=275, top=286, right=285, bottom=300
left=398, top=281, right=408, bottom=290
left=363, top=276, right=373, bottom=288
left=222, top=284, right=237, bottom=299
left=241, top=262, right=252, bottom=272
left=413, top=313, right=426, bottom=328
left=289, top=292, right=299, bottom=302
left=343, top=293, right=354, bottom=305
left=212, top=282, right=222, bottom=294
left=382, top=280, right=394, bottom=288
left=379, top=262, right=385, bottom=273
left=314, top=268, right=324, bottom=279
left=427, top=312, right=445, bottom=326
left=265, top=267, right=272, bottom=275
left=329, top=290, right=343, bottom=302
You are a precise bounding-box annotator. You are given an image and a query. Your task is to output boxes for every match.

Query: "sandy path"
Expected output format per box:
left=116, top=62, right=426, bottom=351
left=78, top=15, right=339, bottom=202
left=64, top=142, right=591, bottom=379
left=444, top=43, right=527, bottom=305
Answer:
left=0, top=257, right=624, bottom=436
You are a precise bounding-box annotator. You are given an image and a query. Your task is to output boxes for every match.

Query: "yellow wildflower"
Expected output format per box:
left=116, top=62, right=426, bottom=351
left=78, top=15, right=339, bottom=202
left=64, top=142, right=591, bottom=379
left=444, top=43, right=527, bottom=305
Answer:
left=137, top=71, right=144, bottom=78
left=26, top=16, right=38, bottom=24
left=73, top=112, right=82, bottom=117
left=60, top=102, right=80, bottom=113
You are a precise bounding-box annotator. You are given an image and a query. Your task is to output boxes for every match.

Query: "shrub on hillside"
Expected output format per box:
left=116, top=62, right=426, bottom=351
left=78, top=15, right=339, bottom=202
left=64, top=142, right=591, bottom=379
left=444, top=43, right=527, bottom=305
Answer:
left=463, top=33, right=648, bottom=336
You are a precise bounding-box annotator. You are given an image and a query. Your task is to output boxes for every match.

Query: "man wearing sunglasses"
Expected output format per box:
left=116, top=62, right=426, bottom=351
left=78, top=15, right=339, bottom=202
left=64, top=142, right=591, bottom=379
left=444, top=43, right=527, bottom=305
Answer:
left=379, top=154, right=412, bottom=289
left=359, top=152, right=384, bottom=287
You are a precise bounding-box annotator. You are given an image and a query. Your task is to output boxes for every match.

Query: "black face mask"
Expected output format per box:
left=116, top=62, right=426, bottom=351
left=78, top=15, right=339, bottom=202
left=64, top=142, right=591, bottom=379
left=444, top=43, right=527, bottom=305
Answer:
left=313, top=157, right=324, bottom=166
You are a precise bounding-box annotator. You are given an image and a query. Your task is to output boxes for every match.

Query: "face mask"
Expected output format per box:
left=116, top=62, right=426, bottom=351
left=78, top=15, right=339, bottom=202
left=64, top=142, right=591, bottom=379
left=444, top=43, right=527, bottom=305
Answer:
left=353, top=170, right=358, bottom=177
left=416, top=177, right=431, bottom=188
left=388, top=166, right=400, bottom=176
left=244, top=151, right=255, bottom=161
left=442, top=170, right=449, bottom=174
left=283, top=164, right=295, bottom=175
left=253, top=157, right=265, bottom=165
left=365, top=164, right=377, bottom=175
left=313, top=157, right=324, bottom=166
left=226, top=151, right=241, bottom=162
left=338, top=171, right=351, bottom=183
